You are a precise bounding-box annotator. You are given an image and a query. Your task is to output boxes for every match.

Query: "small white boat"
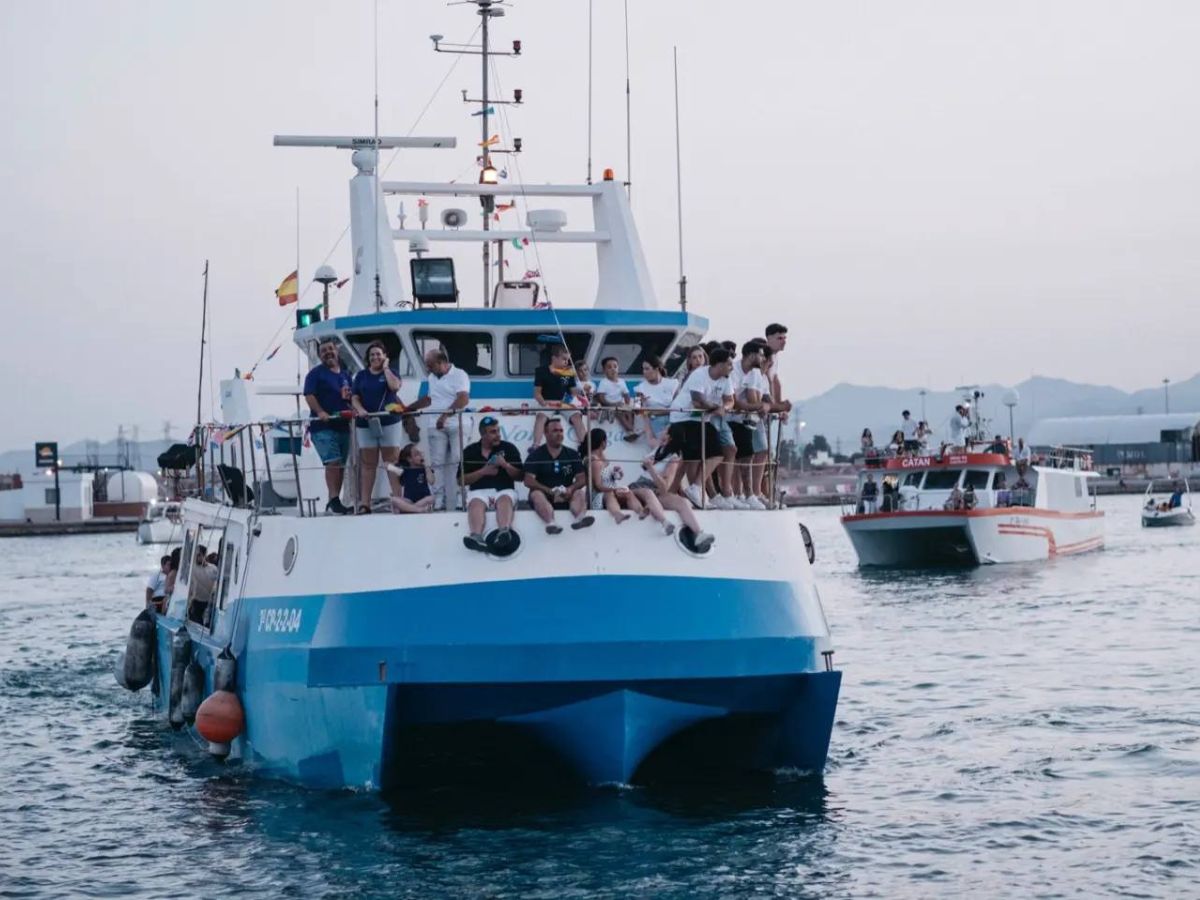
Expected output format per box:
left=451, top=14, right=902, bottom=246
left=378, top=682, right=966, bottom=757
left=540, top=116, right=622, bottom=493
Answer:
left=136, top=501, right=183, bottom=544
left=1141, top=479, right=1194, bottom=528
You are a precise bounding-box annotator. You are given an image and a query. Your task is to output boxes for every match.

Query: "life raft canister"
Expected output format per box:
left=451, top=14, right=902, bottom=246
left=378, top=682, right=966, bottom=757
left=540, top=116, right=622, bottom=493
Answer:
left=167, top=626, right=192, bottom=730
left=121, top=609, right=156, bottom=691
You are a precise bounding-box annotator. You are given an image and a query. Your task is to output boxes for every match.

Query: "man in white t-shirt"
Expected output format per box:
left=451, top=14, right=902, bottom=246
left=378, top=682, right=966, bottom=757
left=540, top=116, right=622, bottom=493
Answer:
left=407, top=348, right=471, bottom=510
left=948, top=404, right=969, bottom=450
left=730, top=342, right=772, bottom=509
left=763, top=323, right=793, bottom=422
left=145, top=555, right=170, bottom=611
left=900, top=410, right=918, bottom=453
left=668, top=347, right=734, bottom=506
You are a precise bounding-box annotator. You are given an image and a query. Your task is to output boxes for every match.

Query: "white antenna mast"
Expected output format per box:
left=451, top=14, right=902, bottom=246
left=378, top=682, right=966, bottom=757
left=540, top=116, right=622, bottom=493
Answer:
left=586, top=0, right=594, bottom=185
left=623, top=0, right=631, bottom=201
left=432, top=1, right=523, bottom=307
left=673, top=46, right=686, bottom=311
left=373, top=0, right=382, bottom=312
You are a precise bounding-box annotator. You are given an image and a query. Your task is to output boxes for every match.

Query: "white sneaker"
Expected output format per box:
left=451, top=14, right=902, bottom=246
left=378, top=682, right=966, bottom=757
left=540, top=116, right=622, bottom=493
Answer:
left=743, top=495, right=767, bottom=510
left=728, top=496, right=750, bottom=510
left=709, top=495, right=732, bottom=510
left=433, top=495, right=447, bottom=512
left=693, top=531, right=715, bottom=553
left=684, top=484, right=703, bottom=508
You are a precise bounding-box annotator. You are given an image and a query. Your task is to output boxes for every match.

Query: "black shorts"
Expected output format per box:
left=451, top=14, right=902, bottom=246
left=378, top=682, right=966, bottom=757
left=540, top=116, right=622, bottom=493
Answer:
left=730, top=422, right=755, bottom=459
left=903, top=440, right=920, bottom=452
left=669, top=421, right=723, bottom=461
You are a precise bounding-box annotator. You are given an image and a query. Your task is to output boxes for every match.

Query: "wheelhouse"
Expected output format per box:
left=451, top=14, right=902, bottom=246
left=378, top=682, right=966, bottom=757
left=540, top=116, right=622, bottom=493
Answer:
left=296, top=307, right=710, bottom=391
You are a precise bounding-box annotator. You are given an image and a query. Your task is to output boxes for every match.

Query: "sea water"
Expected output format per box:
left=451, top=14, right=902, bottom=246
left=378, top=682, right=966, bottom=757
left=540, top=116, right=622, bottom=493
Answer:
left=0, top=494, right=1196, bottom=898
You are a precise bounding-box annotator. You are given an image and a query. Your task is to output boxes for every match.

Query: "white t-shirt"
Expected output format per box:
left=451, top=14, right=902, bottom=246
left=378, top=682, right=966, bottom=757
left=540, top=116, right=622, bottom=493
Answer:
left=670, top=367, right=731, bottom=424
left=901, top=417, right=918, bottom=440
left=594, top=377, right=629, bottom=405
left=948, top=415, right=967, bottom=443
left=146, top=570, right=166, bottom=599
left=426, top=364, right=470, bottom=412
left=729, top=364, right=768, bottom=423
left=635, top=377, right=679, bottom=413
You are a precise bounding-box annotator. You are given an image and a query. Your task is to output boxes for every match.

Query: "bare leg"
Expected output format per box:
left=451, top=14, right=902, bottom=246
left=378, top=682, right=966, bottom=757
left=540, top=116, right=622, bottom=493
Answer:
left=751, top=451, right=768, bottom=500
left=324, top=461, right=344, bottom=503
left=530, top=490, right=555, bottom=524
left=381, top=446, right=402, bottom=498
left=495, top=495, right=516, bottom=530
left=633, top=488, right=667, bottom=524
left=569, top=489, right=590, bottom=520
left=605, top=492, right=629, bottom=523
left=358, top=447, right=380, bottom=509
left=617, top=409, right=637, bottom=436
left=569, top=412, right=586, bottom=442
left=391, top=496, right=433, bottom=514
left=622, top=489, right=646, bottom=519
left=660, top=491, right=703, bottom=534
left=533, top=412, right=547, bottom=448
left=720, top=446, right=737, bottom=498
left=467, top=498, right=487, bottom=536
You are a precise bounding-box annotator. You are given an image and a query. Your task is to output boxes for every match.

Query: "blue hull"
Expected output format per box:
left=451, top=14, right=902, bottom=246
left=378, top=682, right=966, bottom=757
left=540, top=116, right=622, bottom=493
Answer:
left=153, top=574, right=840, bottom=789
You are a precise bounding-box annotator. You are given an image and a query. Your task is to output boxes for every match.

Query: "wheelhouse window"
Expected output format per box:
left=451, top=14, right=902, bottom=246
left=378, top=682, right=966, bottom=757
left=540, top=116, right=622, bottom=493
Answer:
left=413, top=330, right=494, bottom=377
left=305, top=337, right=355, bottom=371
left=902, top=472, right=924, bottom=488
left=597, top=330, right=676, bottom=375
left=345, top=331, right=413, bottom=376
left=963, top=470, right=992, bottom=489
left=922, top=469, right=962, bottom=490
left=665, top=331, right=702, bottom=377
left=506, top=332, right=592, bottom=376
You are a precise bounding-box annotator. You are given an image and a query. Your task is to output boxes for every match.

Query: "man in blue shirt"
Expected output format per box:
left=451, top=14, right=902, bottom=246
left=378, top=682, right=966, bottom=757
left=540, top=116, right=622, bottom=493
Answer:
left=303, top=339, right=353, bottom=515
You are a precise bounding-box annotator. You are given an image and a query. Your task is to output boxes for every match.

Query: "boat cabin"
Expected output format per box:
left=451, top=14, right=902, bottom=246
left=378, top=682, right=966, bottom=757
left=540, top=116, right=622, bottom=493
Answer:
left=293, top=306, right=709, bottom=406
left=849, top=450, right=1098, bottom=515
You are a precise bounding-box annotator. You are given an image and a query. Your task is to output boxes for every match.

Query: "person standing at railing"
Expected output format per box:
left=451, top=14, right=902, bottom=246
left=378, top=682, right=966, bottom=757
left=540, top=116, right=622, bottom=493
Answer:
left=900, top=410, right=919, bottom=454
left=406, top=348, right=470, bottom=512
left=303, top=338, right=354, bottom=516
left=594, top=356, right=638, bottom=440
left=351, top=340, right=403, bottom=514
left=533, top=344, right=586, bottom=447
left=729, top=341, right=771, bottom=510
left=667, top=347, right=734, bottom=507
left=634, top=355, right=678, bottom=449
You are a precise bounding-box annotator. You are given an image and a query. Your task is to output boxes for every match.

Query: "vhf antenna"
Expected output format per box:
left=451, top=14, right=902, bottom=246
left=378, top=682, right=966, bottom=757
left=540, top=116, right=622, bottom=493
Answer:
left=432, top=1, right=523, bottom=307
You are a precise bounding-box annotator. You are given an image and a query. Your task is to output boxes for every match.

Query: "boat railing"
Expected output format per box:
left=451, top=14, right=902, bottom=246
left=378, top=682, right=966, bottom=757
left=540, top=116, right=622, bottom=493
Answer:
left=185, top=405, right=791, bottom=518
left=1042, top=446, right=1095, bottom=471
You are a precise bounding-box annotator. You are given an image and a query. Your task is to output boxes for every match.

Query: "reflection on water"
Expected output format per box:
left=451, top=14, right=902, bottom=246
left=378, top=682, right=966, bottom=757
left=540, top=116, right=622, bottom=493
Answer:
left=0, top=496, right=1197, bottom=898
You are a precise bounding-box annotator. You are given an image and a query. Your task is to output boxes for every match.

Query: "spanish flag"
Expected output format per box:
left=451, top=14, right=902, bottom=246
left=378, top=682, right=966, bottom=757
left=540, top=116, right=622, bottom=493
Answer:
left=275, top=270, right=299, bottom=306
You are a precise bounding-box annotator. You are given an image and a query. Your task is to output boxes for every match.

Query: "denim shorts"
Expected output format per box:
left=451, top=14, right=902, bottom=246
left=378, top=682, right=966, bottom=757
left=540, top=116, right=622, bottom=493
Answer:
left=752, top=423, right=768, bottom=454
left=647, top=414, right=670, bottom=439
left=356, top=421, right=403, bottom=450
left=310, top=428, right=350, bottom=465
left=712, top=417, right=735, bottom=448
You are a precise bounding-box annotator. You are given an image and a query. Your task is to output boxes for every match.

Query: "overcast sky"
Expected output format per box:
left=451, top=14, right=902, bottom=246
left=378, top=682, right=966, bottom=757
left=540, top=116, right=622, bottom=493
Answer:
left=3, top=0, right=1198, bottom=450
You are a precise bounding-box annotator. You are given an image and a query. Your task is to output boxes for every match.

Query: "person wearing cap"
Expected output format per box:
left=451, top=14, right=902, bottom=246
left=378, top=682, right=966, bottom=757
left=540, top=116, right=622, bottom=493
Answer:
left=459, top=415, right=524, bottom=551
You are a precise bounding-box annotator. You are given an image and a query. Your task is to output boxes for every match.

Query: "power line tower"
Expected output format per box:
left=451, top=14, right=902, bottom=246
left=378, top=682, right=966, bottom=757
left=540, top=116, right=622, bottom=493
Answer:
left=130, top=425, right=142, bottom=470
left=162, top=420, right=173, bottom=443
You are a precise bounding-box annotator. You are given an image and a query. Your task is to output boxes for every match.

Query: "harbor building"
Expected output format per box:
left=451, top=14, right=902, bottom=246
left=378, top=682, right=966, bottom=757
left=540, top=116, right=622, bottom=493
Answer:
left=1026, top=412, right=1200, bottom=477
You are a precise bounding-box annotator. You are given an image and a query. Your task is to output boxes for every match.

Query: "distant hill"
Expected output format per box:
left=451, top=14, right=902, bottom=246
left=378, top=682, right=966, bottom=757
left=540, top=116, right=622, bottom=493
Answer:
left=794, top=373, right=1200, bottom=454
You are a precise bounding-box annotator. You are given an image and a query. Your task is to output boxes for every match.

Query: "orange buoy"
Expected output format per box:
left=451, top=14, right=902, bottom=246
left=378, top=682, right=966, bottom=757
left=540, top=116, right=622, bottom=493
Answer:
left=195, top=689, right=244, bottom=745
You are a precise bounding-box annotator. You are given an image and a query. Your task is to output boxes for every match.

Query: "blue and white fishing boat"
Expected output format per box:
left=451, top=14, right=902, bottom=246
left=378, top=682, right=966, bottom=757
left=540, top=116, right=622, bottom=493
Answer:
left=117, top=1, right=841, bottom=790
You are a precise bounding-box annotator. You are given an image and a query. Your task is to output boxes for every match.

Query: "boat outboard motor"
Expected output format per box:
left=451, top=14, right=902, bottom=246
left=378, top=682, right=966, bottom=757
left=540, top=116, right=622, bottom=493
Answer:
left=121, top=609, right=157, bottom=691
left=181, top=659, right=205, bottom=724
left=167, top=626, right=193, bottom=730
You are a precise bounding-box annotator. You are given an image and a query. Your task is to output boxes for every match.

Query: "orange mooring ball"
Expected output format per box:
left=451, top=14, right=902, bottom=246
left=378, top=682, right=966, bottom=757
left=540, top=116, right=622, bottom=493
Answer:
left=195, top=690, right=245, bottom=744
